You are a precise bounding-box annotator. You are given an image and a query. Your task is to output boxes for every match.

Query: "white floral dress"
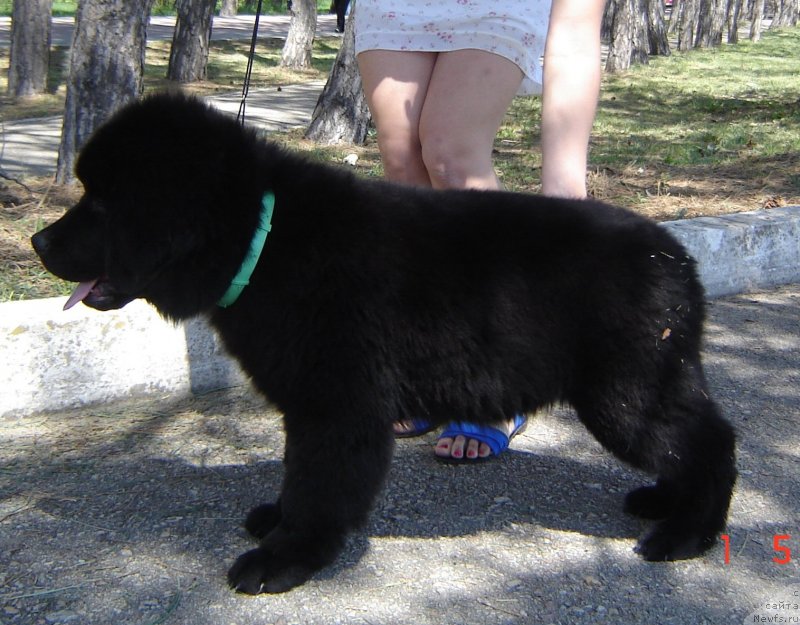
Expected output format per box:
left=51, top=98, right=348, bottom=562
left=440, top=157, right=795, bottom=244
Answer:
left=354, top=0, right=553, bottom=96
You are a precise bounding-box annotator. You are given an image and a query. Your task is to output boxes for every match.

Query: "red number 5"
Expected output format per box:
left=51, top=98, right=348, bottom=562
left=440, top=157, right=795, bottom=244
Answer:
left=773, top=534, right=792, bottom=564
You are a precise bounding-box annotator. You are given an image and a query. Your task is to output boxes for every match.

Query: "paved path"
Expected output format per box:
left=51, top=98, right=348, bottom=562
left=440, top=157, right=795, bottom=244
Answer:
left=1, top=83, right=327, bottom=177
left=0, top=14, right=340, bottom=48
left=0, top=14, right=338, bottom=178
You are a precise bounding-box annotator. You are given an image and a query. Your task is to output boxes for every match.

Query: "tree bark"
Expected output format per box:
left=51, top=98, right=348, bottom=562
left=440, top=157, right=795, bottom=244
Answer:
left=667, top=0, right=684, bottom=37
left=749, top=0, right=764, bottom=40
left=305, top=5, right=371, bottom=145
left=7, top=0, right=53, bottom=97
left=219, top=0, right=238, bottom=17
left=56, top=0, right=154, bottom=184
left=695, top=0, right=730, bottom=46
left=772, top=0, right=799, bottom=27
left=647, top=0, right=671, bottom=55
left=167, top=0, right=216, bottom=82
left=727, top=0, right=744, bottom=42
left=677, top=0, right=701, bottom=49
left=605, top=0, right=650, bottom=72
left=281, top=0, right=317, bottom=69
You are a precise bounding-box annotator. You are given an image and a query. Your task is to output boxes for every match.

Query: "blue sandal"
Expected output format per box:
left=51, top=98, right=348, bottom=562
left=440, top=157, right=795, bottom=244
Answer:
left=436, top=415, right=528, bottom=463
left=393, top=418, right=436, bottom=438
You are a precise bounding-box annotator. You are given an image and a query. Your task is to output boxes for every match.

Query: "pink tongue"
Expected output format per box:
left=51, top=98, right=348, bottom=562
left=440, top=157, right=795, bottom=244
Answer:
left=63, top=279, right=99, bottom=311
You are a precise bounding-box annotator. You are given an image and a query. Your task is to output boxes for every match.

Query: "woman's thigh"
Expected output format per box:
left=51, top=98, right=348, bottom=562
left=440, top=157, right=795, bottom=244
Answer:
left=419, top=49, right=524, bottom=189
left=357, top=50, right=437, bottom=184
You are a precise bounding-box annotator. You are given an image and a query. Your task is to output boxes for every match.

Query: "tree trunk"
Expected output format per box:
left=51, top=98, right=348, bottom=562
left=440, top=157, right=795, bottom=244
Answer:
left=281, top=0, right=317, bottom=69
left=695, top=0, right=730, bottom=46
left=167, top=0, right=216, bottom=82
left=772, top=0, right=799, bottom=26
left=667, top=0, right=684, bottom=36
left=56, top=0, right=154, bottom=184
left=727, top=0, right=744, bottom=42
left=601, top=0, right=615, bottom=40
left=7, top=0, right=53, bottom=97
left=605, top=0, right=650, bottom=72
left=677, top=0, right=701, bottom=49
left=647, top=0, right=671, bottom=55
left=305, top=6, right=371, bottom=145
left=749, top=0, right=764, bottom=40
left=219, top=0, right=238, bottom=17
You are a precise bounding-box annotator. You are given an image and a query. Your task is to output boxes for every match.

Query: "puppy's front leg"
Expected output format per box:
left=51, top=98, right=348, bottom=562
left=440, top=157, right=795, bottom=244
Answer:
left=228, top=415, right=394, bottom=594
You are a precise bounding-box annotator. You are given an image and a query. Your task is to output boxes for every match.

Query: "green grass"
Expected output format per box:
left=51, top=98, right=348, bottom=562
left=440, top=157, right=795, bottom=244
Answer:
left=0, top=2, right=82, bottom=17
left=593, top=30, right=800, bottom=168
left=497, top=28, right=800, bottom=213
left=0, top=37, right=341, bottom=121
left=141, top=37, right=341, bottom=94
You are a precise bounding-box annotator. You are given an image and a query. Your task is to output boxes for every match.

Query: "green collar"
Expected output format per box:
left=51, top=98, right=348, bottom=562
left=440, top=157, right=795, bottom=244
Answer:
left=217, top=191, right=275, bottom=308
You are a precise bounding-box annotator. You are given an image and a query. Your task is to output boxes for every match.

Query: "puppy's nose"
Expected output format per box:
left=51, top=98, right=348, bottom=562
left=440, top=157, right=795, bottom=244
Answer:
left=31, top=230, right=49, bottom=257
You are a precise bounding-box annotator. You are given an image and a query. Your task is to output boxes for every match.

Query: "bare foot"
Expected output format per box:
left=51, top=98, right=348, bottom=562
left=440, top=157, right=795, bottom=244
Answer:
left=393, top=420, right=417, bottom=436
left=392, top=419, right=435, bottom=438
left=434, top=418, right=523, bottom=461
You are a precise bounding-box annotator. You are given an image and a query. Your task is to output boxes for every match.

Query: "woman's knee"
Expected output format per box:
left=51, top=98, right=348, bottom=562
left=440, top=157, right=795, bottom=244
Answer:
left=419, top=135, right=461, bottom=189
left=377, top=135, right=430, bottom=185
left=419, top=132, right=497, bottom=190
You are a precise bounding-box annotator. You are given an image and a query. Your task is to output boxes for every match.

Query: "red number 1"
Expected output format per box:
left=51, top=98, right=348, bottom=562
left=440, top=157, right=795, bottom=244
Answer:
left=721, top=534, right=731, bottom=564
left=773, top=534, right=792, bottom=564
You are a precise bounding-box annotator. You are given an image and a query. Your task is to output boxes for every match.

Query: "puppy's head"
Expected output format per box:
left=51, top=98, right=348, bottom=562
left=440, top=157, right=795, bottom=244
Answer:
left=32, top=93, right=266, bottom=315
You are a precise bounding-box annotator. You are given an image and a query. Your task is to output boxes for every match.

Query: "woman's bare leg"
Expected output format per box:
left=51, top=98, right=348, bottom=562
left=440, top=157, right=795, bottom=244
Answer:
left=357, top=50, right=437, bottom=186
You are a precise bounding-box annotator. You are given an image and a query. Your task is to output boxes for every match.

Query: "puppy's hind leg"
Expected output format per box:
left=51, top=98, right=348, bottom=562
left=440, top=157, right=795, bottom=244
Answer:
left=628, top=383, right=737, bottom=561
left=228, top=414, right=394, bottom=594
left=574, top=362, right=736, bottom=561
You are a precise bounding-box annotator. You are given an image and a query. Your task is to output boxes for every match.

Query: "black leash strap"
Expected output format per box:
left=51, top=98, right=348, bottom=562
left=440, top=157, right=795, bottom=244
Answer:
left=237, top=0, right=264, bottom=125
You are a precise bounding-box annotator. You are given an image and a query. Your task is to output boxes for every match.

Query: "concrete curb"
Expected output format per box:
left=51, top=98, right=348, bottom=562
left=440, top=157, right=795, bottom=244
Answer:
left=662, top=205, right=800, bottom=297
left=2, top=205, right=798, bottom=418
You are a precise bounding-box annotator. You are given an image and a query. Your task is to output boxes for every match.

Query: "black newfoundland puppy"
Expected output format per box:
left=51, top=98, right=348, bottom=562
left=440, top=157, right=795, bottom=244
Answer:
left=32, top=94, right=736, bottom=594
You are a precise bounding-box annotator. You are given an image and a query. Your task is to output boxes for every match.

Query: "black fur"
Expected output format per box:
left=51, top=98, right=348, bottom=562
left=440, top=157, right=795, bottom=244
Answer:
left=32, top=94, right=737, bottom=594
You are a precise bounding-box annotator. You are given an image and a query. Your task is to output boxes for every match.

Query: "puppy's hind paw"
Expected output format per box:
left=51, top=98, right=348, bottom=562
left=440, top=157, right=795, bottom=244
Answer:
left=227, top=547, right=314, bottom=594
left=634, top=521, right=716, bottom=562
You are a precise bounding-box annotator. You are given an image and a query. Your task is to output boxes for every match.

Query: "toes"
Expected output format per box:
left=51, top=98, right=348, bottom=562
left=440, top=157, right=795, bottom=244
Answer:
left=392, top=420, right=414, bottom=435
left=634, top=520, right=716, bottom=561
left=477, top=442, right=492, bottom=458
left=435, top=435, right=491, bottom=461
left=450, top=435, right=467, bottom=459
left=434, top=436, right=453, bottom=458
left=228, top=548, right=270, bottom=594
left=228, top=547, right=313, bottom=594
left=435, top=435, right=467, bottom=460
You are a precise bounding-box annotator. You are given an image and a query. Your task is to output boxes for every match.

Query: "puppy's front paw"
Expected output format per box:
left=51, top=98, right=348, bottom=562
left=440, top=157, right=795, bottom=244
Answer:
left=227, top=547, right=314, bottom=594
